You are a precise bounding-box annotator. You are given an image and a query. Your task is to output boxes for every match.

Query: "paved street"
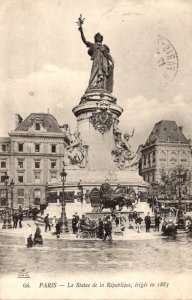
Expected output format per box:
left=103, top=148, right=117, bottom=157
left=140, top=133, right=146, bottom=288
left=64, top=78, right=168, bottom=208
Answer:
left=0, top=220, right=192, bottom=276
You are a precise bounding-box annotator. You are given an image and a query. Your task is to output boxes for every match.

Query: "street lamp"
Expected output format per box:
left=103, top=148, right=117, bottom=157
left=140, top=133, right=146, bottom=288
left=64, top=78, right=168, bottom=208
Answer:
left=2, top=173, right=13, bottom=229
left=60, top=166, right=69, bottom=233
left=78, top=180, right=83, bottom=204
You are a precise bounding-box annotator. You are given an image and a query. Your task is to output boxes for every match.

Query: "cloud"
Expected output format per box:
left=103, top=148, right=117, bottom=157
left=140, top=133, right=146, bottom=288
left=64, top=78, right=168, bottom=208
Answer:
left=119, top=94, right=192, bottom=150
left=0, top=64, right=88, bottom=136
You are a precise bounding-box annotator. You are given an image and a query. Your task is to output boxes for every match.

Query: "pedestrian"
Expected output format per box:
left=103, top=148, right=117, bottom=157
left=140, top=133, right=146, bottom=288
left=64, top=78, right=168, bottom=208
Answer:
left=74, top=212, right=79, bottom=223
left=129, top=212, right=133, bottom=222
left=74, top=212, right=80, bottom=233
left=25, top=224, right=33, bottom=247
left=145, top=212, right=151, bottom=232
left=34, top=224, right=43, bottom=245
left=32, top=207, right=39, bottom=221
left=28, top=206, right=32, bottom=218
left=132, top=211, right=137, bottom=221
left=115, top=213, right=120, bottom=230
left=103, top=215, right=112, bottom=242
left=44, top=214, right=51, bottom=232
left=13, top=211, right=18, bottom=228
left=18, top=211, right=23, bottom=228
left=97, top=218, right=104, bottom=239
left=55, top=220, right=61, bottom=238
left=27, top=234, right=33, bottom=248
left=52, top=216, right=57, bottom=230
left=154, top=214, right=161, bottom=232
left=72, top=215, right=77, bottom=234
left=115, top=213, right=123, bottom=234
left=135, top=213, right=143, bottom=233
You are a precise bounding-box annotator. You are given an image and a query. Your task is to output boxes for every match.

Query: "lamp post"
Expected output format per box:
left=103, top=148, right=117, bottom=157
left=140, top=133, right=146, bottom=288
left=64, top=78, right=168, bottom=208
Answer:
left=2, top=173, right=12, bottom=229
left=78, top=180, right=83, bottom=204
left=60, top=167, right=69, bottom=233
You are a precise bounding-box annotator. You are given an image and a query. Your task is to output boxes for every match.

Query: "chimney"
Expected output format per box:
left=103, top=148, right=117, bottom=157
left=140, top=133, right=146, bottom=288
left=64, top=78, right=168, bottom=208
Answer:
left=15, top=114, right=23, bottom=128
left=63, top=124, right=68, bottom=131
left=179, top=126, right=183, bottom=132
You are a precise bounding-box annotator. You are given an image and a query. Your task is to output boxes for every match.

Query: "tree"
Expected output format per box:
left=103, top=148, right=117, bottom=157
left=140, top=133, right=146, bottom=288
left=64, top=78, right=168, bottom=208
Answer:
left=151, top=165, right=191, bottom=201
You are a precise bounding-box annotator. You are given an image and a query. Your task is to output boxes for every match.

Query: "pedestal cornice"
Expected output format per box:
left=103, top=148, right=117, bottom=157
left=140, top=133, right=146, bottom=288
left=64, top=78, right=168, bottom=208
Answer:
left=73, top=102, right=123, bottom=118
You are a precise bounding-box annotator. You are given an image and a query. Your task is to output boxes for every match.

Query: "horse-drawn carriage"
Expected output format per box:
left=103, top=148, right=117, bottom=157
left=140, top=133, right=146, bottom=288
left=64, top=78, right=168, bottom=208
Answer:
left=90, top=183, right=137, bottom=212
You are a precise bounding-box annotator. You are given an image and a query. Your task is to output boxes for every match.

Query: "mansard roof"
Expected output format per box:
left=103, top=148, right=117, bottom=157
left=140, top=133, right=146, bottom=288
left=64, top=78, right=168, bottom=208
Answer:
left=14, top=113, right=63, bottom=133
left=145, top=120, right=188, bottom=146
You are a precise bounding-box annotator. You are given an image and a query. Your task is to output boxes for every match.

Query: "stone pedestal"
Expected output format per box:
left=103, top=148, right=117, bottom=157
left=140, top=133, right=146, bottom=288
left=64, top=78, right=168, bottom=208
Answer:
left=72, top=91, right=123, bottom=171
left=46, top=90, right=148, bottom=217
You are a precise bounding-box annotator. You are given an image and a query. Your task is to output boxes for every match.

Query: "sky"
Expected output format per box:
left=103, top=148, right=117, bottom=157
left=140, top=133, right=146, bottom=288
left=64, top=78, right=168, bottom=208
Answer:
left=0, top=0, right=192, bottom=150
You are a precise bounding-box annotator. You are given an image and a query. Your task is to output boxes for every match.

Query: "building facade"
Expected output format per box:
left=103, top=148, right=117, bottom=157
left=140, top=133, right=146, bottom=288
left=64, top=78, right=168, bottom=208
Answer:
left=0, top=113, right=70, bottom=209
left=140, top=120, right=192, bottom=183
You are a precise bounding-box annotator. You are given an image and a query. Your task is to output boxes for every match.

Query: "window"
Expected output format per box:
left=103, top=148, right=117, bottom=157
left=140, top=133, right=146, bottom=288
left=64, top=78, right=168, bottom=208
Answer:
left=18, top=160, right=24, bottom=168
left=51, top=160, right=56, bottom=169
left=35, top=160, right=40, bottom=169
left=35, top=123, right=40, bottom=130
left=35, top=144, right=40, bottom=152
left=18, top=176, right=23, bottom=183
left=159, top=151, right=166, bottom=162
left=18, top=143, right=23, bottom=152
left=2, top=144, right=6, bottom=152
left=1, top=176, right=5, bottom=183
left=0, top=198, right=6, bottom=206
left=152, top=173, right=155, bottom=182
left=34, top=189, right=41, bottom=205
left=152, top=152, right=156, bottom=163
left=34, top=172, right=41, bottom=182
left=143, top=155, right=146, bottom=166
left=51, top=173, right=57, bottom=182
left=34, top=172, right=40, bottom=180
left=148, top=154, right=151, bottom=166
left=17, top=198, right=24, bottom=205
left=1, top=160, right=6, bottom=168
left=170, top=151, right=177, bottom=165
left=0, top=190, right=6, bottom=206
left=18, top=189, right=24, bottom=197
left=180, top=151, right=187, bottom=162
left=51, top=145, right=56, bottom=153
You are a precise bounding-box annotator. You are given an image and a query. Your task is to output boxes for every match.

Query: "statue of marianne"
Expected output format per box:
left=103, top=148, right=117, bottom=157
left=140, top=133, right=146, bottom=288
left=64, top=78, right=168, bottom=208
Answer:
left=77, top=15, right=114, bottom=93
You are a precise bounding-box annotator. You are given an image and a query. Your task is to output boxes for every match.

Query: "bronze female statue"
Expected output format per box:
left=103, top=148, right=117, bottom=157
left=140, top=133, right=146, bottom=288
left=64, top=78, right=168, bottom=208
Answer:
left=77, top=15, right=114, bottom=93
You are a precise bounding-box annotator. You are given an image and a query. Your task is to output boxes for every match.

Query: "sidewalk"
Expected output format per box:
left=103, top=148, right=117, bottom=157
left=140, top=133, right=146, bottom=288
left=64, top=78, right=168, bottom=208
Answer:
left=0, top=219, right=162, bottom=241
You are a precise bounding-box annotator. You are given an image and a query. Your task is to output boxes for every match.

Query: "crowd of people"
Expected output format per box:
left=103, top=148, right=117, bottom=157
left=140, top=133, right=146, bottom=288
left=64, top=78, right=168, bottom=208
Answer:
left=23, top=209, right=166, bottom=247
left=23, top=207, right=188, bottom=249
left=40, top=210, right=165, bottom=241
left=70, top=211, right=163, bottom=240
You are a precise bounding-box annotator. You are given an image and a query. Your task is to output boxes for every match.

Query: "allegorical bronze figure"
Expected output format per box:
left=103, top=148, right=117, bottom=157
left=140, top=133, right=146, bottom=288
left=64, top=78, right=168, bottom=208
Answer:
left=77, top=15, right=114, bottom=93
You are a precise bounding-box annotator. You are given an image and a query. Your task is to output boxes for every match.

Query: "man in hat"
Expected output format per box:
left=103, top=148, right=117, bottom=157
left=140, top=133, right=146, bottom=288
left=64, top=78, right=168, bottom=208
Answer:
left=145, top=212, right=151, bottom=232
left=103, top=215, right=112, bottom=242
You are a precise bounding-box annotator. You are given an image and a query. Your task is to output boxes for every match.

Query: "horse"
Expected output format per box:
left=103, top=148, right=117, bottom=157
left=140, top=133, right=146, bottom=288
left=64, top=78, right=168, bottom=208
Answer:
left=99, top=183, right=136, bottom=212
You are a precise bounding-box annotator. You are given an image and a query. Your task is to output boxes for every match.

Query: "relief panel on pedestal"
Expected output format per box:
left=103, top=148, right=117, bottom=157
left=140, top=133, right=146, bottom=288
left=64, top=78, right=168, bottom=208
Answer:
left=64, top=130, right=88, bottom=168
left=112, top=128, right=140, bottom=170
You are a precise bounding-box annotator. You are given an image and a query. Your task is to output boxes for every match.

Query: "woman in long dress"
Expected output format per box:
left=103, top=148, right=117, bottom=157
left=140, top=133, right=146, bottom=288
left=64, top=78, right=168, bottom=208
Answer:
left=78, top=25, right=114, bottom=93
